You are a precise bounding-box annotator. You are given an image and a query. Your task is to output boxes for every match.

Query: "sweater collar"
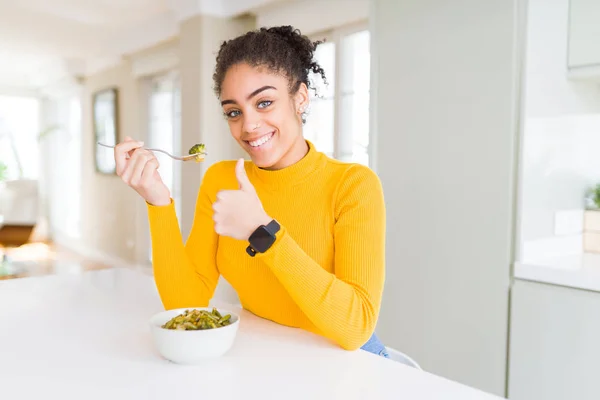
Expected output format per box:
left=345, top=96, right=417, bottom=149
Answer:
left=250, top=140, right=325, bottom=189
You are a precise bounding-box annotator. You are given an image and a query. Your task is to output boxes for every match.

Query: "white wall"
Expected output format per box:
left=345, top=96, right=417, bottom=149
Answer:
left=372, top=0, right=522, bottom=396
left=518, top=0, right=600, bottom=260
left=80, top=62, right=141, bottom=264
left=256, top=0, right=368, bottom=36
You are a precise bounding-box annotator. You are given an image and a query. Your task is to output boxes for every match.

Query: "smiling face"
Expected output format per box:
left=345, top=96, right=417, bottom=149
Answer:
left=219, top=63, right=309, bottom=170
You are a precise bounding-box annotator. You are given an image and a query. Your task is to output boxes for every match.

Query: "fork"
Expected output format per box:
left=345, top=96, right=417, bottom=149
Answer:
left=96, top=142, right=206, bottom=162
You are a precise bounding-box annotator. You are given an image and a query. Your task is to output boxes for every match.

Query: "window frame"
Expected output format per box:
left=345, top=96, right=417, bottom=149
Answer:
left=146, top=70, right=182, bottom=217
left=309, top=21, right=371, bottom=166
left=140, top=69, right=182, bottom=263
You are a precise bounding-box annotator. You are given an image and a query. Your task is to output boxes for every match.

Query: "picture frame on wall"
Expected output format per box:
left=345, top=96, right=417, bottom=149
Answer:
left=93, top=87, right=119, bottom=175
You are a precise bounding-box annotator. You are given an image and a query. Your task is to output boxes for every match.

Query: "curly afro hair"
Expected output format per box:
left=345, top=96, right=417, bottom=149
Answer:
left=213, top=25, right=328, bottom=101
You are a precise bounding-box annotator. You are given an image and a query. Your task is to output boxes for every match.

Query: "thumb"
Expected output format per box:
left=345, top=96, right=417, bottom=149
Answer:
left=235, top=158, right=254, bottom=192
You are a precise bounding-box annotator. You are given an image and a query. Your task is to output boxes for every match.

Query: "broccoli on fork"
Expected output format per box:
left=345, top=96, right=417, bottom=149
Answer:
left=188, top=143, right=206, bottom=162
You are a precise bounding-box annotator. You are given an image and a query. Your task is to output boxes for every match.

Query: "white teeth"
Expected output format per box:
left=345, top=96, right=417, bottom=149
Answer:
left=249, top=132, right=274, bottom=147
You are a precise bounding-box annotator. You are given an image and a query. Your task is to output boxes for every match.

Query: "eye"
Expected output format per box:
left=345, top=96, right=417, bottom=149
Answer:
left=257, top=100, right=272, bottom=109
left=224, top=109, right=241, bottom=119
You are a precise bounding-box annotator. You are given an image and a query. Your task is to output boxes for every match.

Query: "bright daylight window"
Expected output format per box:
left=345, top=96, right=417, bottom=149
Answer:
left=303, top=41, right=336, bottom=157
left=0, top=96, right=40, bottom=181
left=148, top=72, right=182, bottom=218
left=146, top=71, right=181, bottom=261
left=303, top=27, right=371, bottom=166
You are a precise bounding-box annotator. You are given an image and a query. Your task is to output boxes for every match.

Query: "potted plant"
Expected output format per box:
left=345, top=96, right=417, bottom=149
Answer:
left=586, top=184, right=600, bottom=210
left=0, top=162, right=7, bottom=194
left=584, top=184, right=600, bottom=253
left=0, top=162, right=6, bottom=183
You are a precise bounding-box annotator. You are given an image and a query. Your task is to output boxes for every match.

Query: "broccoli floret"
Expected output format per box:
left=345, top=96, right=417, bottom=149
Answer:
left=188, top=143, right=206, bottom=163
left=188, top=143, right=206, bottom=155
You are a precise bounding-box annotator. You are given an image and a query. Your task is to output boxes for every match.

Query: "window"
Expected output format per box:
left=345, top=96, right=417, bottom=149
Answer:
left=303, top=41, right=336, bottom=157
left=147, top=71, right=182, bottom=218
left=304, top=25, right=371, bottom=166
left=145, top=71, right=181, bottom=261
left=0, top=96, right=40, bottom=180
left=340, top=30, right=371, bottom=166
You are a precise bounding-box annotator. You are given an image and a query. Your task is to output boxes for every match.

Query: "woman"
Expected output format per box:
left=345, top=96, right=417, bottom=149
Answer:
left=114, top=26, right=388, bottom=357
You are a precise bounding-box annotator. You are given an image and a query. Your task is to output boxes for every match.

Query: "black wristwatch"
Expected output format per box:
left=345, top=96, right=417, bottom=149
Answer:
left=246, top=219, right=280, bottom=257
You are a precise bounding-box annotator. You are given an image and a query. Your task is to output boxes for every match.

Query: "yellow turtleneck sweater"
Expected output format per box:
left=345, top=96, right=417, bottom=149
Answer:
left=147, top=141, right=386, bottom=350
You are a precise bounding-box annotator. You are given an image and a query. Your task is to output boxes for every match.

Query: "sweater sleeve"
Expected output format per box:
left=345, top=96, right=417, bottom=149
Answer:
left=255, top=165, right=386, bottom=350
left=147, top=165, right=221, bottom=310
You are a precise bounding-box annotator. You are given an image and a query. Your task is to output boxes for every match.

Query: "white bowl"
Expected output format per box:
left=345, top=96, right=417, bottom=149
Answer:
left=149, top=307, right=240, bottom=364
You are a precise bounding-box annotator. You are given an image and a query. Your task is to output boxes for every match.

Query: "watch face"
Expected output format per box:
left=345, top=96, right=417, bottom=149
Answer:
left=249, top=226, right=275, bottom=253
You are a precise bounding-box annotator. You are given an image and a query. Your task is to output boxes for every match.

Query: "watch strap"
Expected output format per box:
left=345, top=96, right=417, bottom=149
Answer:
left=264, top=219, right=280, bottom=236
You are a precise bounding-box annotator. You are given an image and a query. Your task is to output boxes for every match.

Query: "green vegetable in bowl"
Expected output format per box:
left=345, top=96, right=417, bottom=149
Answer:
left=188, top=143, right=206, bottom=162
left=162, top=308, right=232, bottom=330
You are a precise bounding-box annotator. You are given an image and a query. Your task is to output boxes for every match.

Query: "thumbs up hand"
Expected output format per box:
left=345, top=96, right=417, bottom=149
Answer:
left=212, top=158, right=272, bottom=241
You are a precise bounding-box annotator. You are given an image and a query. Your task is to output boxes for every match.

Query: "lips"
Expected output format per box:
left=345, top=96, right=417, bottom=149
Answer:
left=246, top=131, right=275, bottom=148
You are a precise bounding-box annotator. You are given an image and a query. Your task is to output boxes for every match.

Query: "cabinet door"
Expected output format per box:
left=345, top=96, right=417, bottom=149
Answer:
left=568, top=0, right=600, bottom=68
left=508, top=279, right=600, bottom=399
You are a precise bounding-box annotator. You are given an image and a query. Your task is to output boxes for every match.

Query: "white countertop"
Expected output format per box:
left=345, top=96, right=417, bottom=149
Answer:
left=0, top=268, right=502, bottom=400
left=515, top=252, right=600, bottom=292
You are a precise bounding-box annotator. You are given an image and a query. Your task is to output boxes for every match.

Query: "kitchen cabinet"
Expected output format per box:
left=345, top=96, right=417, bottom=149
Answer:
left=508, top=279, right=600, bottom=399
left=567, top=0, right=600, bottom=79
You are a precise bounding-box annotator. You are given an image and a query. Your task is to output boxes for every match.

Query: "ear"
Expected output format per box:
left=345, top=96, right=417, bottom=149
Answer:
left=294, top=82, right=309, bottom=115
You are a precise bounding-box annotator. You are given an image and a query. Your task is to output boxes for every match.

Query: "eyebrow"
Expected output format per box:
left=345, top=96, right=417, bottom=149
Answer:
left=221, top=85, right=276, bottom=106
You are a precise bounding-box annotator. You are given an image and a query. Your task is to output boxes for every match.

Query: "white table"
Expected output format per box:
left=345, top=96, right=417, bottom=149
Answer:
left=0, top=268, right=503, bottom=400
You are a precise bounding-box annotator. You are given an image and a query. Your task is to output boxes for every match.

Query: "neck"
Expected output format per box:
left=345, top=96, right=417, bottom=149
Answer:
left=250, top=139, right=324, bottom=189
left=267, top=136, right=309, bottom=170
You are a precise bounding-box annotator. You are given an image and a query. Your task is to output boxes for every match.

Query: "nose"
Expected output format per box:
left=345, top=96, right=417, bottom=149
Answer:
left=242, top=110, right=262, bottom=134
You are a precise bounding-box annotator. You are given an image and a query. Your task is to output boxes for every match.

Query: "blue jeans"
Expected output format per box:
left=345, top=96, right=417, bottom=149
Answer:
left=361, top=332, right=389, bottom=358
